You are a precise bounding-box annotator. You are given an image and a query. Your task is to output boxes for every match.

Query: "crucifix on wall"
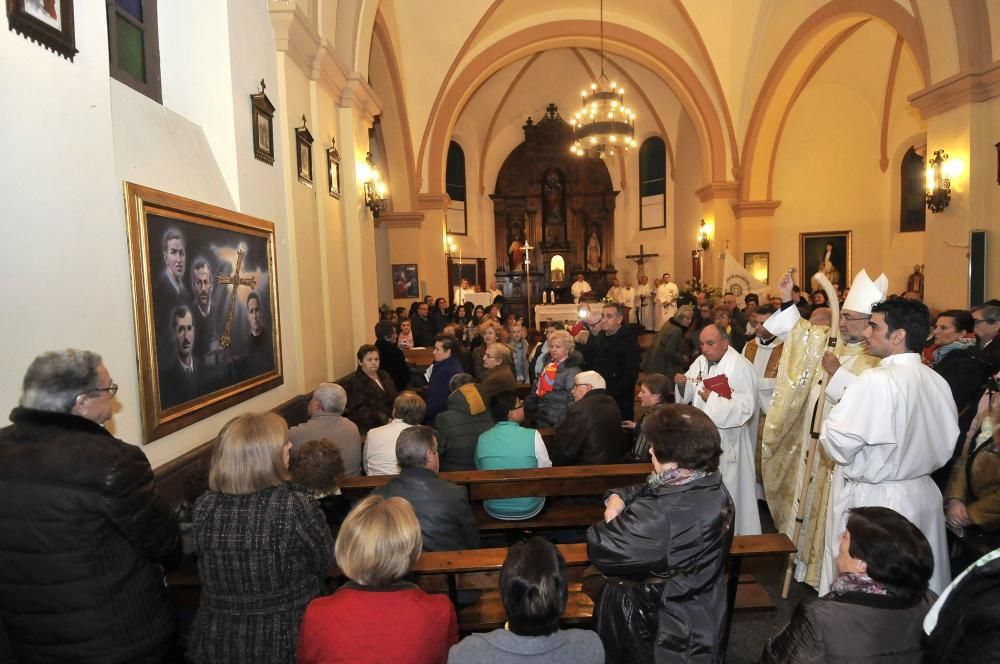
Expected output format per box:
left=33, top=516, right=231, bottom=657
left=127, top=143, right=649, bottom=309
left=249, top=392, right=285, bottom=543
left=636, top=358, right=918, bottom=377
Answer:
left=625, top=244, right=659, bottom=280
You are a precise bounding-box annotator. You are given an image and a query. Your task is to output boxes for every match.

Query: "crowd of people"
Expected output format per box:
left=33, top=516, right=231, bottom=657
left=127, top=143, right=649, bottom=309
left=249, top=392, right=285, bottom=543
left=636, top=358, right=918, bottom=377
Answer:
left=1, top=268, right=998, bottom=663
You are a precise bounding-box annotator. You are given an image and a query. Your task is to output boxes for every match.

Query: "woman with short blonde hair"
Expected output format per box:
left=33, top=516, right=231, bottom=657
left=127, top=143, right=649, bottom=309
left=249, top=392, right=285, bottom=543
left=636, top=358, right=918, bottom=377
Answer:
left=473, top=318, right=503, bottom=378
left=208, top=412, right=290, bottom=494
left=336, top=495, right=422, bottom=587
left=189, top=413, right=333, bottom=664
left=297, top=496, right=459, bottom=663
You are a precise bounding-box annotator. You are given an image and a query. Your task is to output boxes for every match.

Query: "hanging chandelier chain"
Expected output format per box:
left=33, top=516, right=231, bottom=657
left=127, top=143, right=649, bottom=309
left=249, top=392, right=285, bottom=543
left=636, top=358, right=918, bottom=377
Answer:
left=599, top=0, right=605, bottom=79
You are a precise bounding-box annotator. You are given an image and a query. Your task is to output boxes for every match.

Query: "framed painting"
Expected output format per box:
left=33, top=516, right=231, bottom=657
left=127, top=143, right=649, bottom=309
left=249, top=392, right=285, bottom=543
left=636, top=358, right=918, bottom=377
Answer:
left=392, top=263, right=419, bottom=299
left=124, top=182, right=283, bottom=442
left=743, top=252, right=769, bottom=284
left=295, top=116, right=314, bottom=185
left=327, top=140, right=341, bottom=199
left=800, top=231, right=851, bottom=293
left=250, top=80, right=275, bottom=165
left=6, top=0, right=77, bottom=60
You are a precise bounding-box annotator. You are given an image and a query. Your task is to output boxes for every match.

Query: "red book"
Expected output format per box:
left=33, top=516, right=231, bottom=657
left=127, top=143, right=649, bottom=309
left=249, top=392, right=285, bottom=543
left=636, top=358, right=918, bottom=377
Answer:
left=702, top=374, right=733, bottom=399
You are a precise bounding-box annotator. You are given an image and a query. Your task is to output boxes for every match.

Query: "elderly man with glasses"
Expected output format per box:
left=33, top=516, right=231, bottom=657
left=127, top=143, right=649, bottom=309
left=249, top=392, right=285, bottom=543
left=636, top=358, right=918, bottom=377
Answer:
left=550, top=370, right=623, bottom=466
left=0, top=349, right=179, bottom=663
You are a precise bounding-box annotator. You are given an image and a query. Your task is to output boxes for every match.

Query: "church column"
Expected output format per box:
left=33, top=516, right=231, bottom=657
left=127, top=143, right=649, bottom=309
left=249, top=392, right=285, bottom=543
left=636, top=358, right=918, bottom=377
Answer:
left=695, top=182, right=757, bottom=289
left=416, top=194, right=451, bottom=297
left=338, top=74, right=383, bottom=350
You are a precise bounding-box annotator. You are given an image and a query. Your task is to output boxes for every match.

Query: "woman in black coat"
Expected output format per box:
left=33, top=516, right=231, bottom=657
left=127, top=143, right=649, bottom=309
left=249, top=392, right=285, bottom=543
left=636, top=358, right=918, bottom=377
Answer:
left=761, top=506, right=935, bottom=663
left=189, top=412, right=334, bottom=664
left=587, top=404, right=734, bottom=664
left=343, top=344, right=398, bottom=435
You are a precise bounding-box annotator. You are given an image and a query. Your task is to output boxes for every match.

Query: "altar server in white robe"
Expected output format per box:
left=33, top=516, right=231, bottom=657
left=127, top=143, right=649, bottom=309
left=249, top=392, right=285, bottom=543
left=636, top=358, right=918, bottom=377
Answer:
left=655, top=273, right=679, bottom=329
left=820, top=298, right=957, bottom=595
left=676, top=323, right=762, bottom=535
left=636, top=275, right=654, bottom=330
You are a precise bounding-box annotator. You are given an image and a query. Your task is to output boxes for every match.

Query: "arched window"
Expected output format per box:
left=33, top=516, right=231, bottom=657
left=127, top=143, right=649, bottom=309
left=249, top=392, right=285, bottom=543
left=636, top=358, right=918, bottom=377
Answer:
left=899, top=146, right=925, bottom=232
left=446, top=141, right=467, bottom=234
left=639, top=137, right=666, bottom=230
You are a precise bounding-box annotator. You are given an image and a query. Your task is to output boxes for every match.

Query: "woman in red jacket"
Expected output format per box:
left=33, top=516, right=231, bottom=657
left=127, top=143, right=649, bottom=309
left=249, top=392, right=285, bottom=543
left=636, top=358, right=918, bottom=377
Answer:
left=297, top=495, right=458, bottom=663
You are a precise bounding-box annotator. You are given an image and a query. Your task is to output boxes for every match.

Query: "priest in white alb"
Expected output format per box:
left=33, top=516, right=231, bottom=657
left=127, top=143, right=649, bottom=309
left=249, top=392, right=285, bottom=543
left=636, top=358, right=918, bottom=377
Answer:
left=675, top=323, right=761, bottom=535
left=654, top=272, right=679, bottom=329
left=819, top=298, right=957, bottom=595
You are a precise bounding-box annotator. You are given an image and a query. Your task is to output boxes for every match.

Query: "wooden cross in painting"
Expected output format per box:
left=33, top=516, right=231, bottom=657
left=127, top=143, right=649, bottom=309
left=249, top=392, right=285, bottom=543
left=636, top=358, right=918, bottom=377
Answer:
left=625, top=244, right=659, bottom=280
left=217, top=249, right=257, bottom=349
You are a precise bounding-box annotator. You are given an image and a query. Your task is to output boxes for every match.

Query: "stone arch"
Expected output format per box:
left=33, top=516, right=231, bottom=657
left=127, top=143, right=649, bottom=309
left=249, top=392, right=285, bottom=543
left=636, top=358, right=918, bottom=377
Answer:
left=422, top=20, right=731, bottom=195
left=739, top=0, right=931, bottom=203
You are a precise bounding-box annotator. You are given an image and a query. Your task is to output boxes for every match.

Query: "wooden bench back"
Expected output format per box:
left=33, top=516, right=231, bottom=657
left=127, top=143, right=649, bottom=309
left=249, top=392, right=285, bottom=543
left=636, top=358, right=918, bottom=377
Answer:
left=338, top=463, right=653, bottom=500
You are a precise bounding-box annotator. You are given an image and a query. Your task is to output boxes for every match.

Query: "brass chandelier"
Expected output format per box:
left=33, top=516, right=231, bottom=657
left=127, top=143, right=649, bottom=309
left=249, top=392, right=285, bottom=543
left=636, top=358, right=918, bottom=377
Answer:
left=570, top=0, right=636, bottom=158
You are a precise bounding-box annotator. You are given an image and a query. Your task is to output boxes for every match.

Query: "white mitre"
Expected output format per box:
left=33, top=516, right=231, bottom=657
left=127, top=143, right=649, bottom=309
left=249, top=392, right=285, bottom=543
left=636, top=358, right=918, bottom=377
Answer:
left=842, top=269, right=888, bottom=314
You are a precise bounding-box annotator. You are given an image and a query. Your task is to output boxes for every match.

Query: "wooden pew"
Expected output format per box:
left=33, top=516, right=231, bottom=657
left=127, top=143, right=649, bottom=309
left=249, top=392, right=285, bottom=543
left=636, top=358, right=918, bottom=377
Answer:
left=168, top=533, right=795, bottom=646
left=409, top=534, right=796, bottom=647
left=339, top=464, right=653, bottom=532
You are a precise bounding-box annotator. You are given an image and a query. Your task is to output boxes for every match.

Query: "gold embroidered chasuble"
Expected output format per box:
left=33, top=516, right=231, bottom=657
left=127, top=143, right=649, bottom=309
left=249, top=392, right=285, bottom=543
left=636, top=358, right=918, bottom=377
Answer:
left=760, top=318, right=879, bottom=588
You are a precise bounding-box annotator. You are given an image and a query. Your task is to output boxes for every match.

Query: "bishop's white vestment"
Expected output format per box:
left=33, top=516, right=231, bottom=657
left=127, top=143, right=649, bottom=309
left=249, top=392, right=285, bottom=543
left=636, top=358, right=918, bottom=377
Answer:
left=820, top=352, right=958, bottom=595
left=676, top=346, right=762, bottom=535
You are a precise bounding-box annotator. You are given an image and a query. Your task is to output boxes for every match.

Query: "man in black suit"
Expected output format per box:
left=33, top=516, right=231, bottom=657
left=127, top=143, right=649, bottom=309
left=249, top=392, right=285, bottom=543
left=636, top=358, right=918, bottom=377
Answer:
left=159, top=306, right=199, bottom=408
left=411, top=301, right=435, bottom=347
left=189, top=257, right=226, bottom=363
left=374, top=320, right=410, bottom=392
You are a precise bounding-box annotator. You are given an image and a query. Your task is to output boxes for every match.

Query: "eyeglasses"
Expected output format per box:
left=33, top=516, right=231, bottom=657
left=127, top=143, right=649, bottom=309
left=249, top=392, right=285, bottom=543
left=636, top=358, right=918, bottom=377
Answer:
left=93, top=382, right=118, bottom=397
left=841, top=314, right=870, bottom=322
left=973, top=318, right=994, bottom=326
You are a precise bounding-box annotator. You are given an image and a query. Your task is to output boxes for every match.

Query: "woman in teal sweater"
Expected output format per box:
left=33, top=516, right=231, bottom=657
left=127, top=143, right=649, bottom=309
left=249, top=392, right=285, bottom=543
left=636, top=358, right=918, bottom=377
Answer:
left=475, top=391, right=552, bottom=519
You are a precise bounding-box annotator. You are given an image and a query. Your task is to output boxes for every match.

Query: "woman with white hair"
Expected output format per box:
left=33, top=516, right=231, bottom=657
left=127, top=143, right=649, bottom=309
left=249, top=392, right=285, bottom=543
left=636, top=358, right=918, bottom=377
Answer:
left=524, top=329, right=583, bottom=428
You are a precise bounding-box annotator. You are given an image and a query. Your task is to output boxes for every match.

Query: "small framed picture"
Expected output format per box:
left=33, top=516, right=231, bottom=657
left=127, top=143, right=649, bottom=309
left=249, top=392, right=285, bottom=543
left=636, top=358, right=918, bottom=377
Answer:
left=327, top=140, right=341, bottom=199
left=7, top=0, right=77, bottom=60
left=800, top=231, right=851, bottom=293
left=392, top=264, right=419, bottom=299
left=743, top=252, right=769, bottom=285
left=250, top=80, right=275, bottom=166
left=295, top=115, right=314, bottom=186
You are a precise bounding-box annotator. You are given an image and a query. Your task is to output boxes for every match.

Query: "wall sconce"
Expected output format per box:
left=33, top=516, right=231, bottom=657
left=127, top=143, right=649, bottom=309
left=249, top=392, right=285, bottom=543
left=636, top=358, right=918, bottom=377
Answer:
left=925, top=149, right=952, bottom=213
left=697, top=219, right=711, bottom=251
left=445, top=234, right=459, bottom=259
left=361, top=151, right=388, bottom=217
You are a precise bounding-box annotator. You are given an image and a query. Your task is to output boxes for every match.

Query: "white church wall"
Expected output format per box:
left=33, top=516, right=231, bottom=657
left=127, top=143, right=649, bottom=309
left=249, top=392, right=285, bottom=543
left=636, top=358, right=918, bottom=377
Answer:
left=0, top=2, right=306, bottom=468
left=771, top=83, right=888, bottom=295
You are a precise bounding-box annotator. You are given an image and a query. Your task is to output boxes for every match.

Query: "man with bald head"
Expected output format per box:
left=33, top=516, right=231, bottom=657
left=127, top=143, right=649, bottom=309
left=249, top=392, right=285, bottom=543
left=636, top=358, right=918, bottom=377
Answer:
left=675, top=324, right=761, bottom=535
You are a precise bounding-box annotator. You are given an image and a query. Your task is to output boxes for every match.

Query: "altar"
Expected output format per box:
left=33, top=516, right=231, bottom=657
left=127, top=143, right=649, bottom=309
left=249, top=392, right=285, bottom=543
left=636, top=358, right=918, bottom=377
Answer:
left=533, top=304, right=581, bottom=331
left=462, top=292, right=493, bottom=309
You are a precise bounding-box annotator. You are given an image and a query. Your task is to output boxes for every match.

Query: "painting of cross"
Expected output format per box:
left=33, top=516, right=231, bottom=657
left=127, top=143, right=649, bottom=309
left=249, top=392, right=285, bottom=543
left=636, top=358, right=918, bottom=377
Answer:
left=217, top=249, right=257, bottom=349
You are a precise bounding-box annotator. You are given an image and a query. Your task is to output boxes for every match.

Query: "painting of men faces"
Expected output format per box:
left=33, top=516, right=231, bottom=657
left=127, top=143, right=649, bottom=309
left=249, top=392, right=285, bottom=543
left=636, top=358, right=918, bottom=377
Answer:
left=125, top=183, right=283, bottom=442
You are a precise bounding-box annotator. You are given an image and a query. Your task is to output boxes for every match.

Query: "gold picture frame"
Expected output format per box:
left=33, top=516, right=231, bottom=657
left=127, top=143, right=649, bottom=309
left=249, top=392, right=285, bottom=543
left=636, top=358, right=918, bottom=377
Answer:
left=124, top=182, right=283, bottom=442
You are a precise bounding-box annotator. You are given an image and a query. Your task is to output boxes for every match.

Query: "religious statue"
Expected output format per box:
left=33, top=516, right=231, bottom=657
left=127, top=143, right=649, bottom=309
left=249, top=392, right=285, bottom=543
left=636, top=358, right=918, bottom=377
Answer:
left=586, top=227, right=602, bottom=271
left=507, top=222, right=525, bottom=271
left=542, top=168, right=565, bottom=244
left=907, top=264, right=924, bottom=298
